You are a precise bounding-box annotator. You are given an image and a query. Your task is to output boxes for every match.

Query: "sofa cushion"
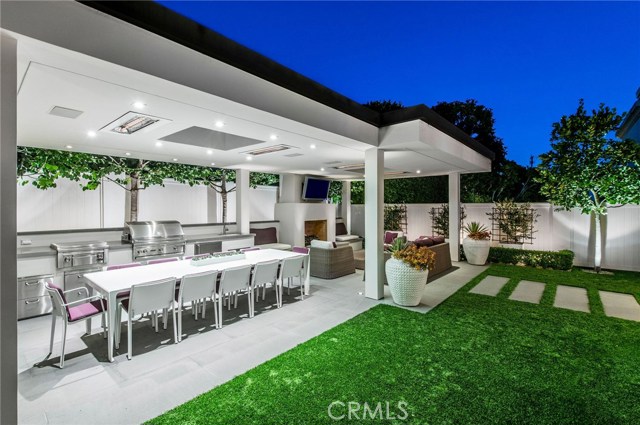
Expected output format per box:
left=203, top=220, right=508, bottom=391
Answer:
left=336, top=234, right=360, bottom=242
left=335, top=222, right=348, bottom=236
left=311, top=239, right=335, bottom=249
left=384, top=231, right=399, bottom=244
left=251, top=227, right=278, bottom=245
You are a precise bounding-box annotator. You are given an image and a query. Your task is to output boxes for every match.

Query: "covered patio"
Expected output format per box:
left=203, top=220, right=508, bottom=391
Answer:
left=1, top=2, right=492, bottom=423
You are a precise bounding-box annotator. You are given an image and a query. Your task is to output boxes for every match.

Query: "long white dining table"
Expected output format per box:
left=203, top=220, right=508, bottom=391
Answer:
left=84, top=249, right=309, bottom=362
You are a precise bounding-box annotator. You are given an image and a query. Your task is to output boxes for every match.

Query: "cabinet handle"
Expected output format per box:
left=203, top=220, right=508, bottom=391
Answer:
left=24, top=281, right=40, bottom=286
left=25, top=298, right=41, bottom=305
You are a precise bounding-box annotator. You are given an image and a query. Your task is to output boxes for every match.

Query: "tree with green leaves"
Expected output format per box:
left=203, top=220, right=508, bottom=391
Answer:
left=535, top=99, right=640, bottom=271
left=363, top=100, right=405, bottom=113
left=17, top=147, right=278, bottom=224
left=175, top=168, right=278, bottom=231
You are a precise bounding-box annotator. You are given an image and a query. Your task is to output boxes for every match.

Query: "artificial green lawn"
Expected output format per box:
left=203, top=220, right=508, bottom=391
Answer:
left=150, top=266, right=640, bottom=424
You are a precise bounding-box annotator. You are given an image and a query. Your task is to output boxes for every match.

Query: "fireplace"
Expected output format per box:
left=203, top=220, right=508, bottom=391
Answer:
left=304, top=220, right=327, bottom=245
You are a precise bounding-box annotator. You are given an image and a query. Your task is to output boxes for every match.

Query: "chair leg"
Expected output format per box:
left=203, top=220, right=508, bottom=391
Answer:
left=234, top=293, right=238, bottom=309
left=85, top=317, right=91, bottom=335
left=177, top=302, right=183, bottom=343
left=228, top=293, right=232, bottom=311
left=202, top=299, right=206, bottom=319
left=127, top=314, right=133, bottom=360
left=213, top=296, right=219, bottom=328
left=217, top=297, right=223, bottom=329
left=101, top=313, right=106, bottom=338
left=155, top=311, right=159, bottom=333
left=300, top=272, right=304, bottom=300
left=163, top=308, right=168, bottom=330
left=116, top=306, right=122, bottom=350
left=249, top=290, right=254, bottom=318
left=48, top=314, right=56, bottom=356
left=60, top=321, right=67, bottom=369
left=172, top=306, right=178, bottom=344
left=262, top=284, right=266, bottom=301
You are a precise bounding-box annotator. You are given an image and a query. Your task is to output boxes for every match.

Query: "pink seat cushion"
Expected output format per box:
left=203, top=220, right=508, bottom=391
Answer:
left=116, top=290, right=130, bottom=299
left=68, top=300, right=105, bottom=322
left=292, top=246, right=309, bottom=254
left=384, top=232, right=398, bottom=244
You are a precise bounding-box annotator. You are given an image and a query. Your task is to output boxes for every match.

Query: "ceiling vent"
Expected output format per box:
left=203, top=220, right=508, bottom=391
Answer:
left=49, top=106, right=83, bottom=119
left=101, top=111, right=170, bottom=135
left=332, top=163, right=365, bottom=171
left=284, top=153, right=303, bottom=158
left=243, top=144, right=295, bottom=156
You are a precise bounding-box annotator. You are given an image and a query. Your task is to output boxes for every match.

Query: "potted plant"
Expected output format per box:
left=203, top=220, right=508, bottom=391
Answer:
left=462, top=222, right=491, bottom=265
left=385, top=243, right=436, bottom=306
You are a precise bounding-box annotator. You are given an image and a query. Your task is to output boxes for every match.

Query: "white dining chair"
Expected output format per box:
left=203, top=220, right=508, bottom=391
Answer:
left=175, top=270, right=218, bottom=342
left=115, top=277, right=178, bottom=360
left=250, top=259, right=280, bottom=316
left=278, top=255, right=306, bottom=307
left=216, top=265, right=252, bottom=329
left=44, top=280, right=107, bottom=368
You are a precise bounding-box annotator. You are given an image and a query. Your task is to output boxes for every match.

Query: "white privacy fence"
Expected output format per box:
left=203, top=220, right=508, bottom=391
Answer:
left=351, top=203, right=640, bottom=272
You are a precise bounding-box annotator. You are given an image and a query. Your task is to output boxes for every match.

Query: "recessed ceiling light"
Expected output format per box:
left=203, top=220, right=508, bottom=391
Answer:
left=246, top=156, right=252, bottom=161
left=206, top=149, right=213, bottom=155
left=269, top=134, right=278, bottom=141
left=155, top=141, right=162, bottom=147
left=65, top=145, right=73, bottom=149
left=215, top=121, right=225, bottom=128
left=173, top=158, right=178, bottom=162
left=320, top=168, right=325, bottom=171
left=310, top=144, right=316, bottom=149
left=125, top=152, right=131, bottom=156
left=133, top=101, right=146, bottom=109
left=87, top=131, right=96, bottom=138
left=416, top=170, right=421, bottom=174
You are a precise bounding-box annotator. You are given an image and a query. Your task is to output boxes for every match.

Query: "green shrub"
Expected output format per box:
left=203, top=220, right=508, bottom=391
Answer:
left=488, top=247, right=574, bottom=270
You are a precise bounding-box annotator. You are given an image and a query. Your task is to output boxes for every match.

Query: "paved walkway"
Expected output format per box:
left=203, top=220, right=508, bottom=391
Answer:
left=469, top=275, right=640, bottom=322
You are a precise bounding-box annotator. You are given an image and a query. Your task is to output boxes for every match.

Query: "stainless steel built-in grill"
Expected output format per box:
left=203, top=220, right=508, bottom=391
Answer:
left=121, top=220, right=186, bottom=261
left=50, top=241, right=110, bottom=270
left=50, top=241, right=110, bottom=301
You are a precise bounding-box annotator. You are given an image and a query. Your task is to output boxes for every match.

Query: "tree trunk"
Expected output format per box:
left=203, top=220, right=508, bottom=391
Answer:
left=125, top=173, right=140, bottom=223
left=220, top=174, right=227, bottom=234
left=594, top=212, right=603, bottom=273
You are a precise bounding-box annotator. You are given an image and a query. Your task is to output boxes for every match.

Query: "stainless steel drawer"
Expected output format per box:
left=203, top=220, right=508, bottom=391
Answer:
left=17, top=274, right=53, bottom=300
left=17, top=296, right=52, bottom=320
left=194, top=241, right=222, bottom=255
left=64, top=268, right=101, bottom=303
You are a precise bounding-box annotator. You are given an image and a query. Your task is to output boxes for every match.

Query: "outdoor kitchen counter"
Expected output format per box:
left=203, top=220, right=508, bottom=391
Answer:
left=17, top=234, right=255, bottom=259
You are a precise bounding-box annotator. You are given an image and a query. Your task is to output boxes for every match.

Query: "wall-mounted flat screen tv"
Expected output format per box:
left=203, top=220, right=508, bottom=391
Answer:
left=302, top=177, right=331, bottom=201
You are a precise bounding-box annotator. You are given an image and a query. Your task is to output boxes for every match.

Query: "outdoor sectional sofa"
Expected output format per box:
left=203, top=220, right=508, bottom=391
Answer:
left=309, top=243, right=356, bottom=279
left=250, top=227, right=292, bottom=251
left=353, top=238, right=452, bottom=282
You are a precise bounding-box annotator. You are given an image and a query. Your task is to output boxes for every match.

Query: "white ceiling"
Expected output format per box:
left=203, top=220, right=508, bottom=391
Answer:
left=5, top=0, right=491, bottom=180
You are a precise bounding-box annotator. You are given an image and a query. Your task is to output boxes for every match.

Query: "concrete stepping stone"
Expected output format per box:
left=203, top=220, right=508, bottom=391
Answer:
left=554, top=285, right=590, bottom=313
left=469, top=276, right=509, bottom=297
left=599, top=291, right=640, bottom=322
left=509, top=280, right=545, bottom=304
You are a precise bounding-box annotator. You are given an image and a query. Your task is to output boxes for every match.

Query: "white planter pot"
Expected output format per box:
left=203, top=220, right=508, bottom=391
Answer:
left=462, top=237, right=490, bottom=265
left=385, top=258, right=429, bottom=306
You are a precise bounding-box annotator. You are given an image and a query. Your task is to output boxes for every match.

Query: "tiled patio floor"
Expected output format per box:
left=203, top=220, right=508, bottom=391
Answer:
left=18, top=262, right=486, bottom=425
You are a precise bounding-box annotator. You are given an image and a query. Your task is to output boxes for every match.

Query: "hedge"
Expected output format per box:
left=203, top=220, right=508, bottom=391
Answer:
left=487, top=247, right=575, bottom=270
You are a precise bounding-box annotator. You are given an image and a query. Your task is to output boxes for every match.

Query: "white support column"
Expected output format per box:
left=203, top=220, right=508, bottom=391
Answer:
left=448, top=172, right=461, bottom=262
left=235, top=169, right=250, bottom=235
left=364, top=149, right=384, bottom=300
left=0, top=32, right=18, bottom=425
left=341, top=180, right=351, bottom=233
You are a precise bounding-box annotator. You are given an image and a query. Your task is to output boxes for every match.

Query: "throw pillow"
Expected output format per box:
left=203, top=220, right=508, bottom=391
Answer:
left=432, top=236, right=445, bottom=245
left=335, top=222, right=348, bottom=236
left=384, top=231, right=398, bottom=244
left=414, top=237, right=434, bottom=247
